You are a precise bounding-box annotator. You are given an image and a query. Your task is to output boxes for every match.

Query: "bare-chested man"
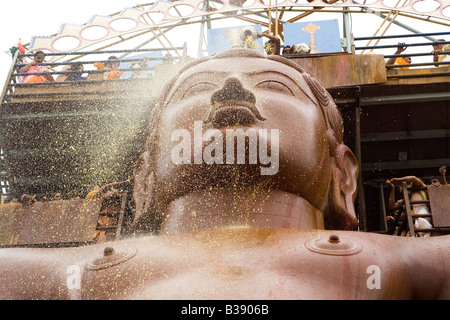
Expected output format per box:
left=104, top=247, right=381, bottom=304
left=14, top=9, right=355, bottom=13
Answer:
left=0, top=49, right=449, bottom=300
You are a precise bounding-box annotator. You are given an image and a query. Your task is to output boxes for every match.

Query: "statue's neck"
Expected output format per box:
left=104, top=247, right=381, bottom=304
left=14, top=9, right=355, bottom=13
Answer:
left=160, top=188, right=324, bottom=234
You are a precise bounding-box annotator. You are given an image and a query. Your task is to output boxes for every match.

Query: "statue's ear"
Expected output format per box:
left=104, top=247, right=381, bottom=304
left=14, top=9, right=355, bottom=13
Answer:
left=325, top=144, right=359, bottom=230
left=132, top=151, right=158, bottom=232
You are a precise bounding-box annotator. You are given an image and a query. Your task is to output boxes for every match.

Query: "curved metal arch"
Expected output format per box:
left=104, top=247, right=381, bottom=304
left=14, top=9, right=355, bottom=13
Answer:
left=27, top=0, right=450, bottom=58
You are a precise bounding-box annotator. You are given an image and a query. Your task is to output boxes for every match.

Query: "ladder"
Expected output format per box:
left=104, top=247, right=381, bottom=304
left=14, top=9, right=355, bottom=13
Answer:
left=92, top=180, right=131, bottom=242
left=95, top=191, right=128, bottom=241
left=401, top=181, right=435, bottom=237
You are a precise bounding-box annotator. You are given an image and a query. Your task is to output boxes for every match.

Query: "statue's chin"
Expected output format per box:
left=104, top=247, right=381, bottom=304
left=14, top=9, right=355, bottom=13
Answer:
left=154, top=163, right=277, bottom=207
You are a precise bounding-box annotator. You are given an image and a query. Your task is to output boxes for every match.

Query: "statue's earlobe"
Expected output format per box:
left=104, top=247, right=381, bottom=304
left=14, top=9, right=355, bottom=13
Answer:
left=325, top=144, right=359, bottom=230
left=131, top=151, right=157, bottom=232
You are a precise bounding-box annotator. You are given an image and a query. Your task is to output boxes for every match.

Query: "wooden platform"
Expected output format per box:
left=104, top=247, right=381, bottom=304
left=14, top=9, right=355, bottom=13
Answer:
left=290, top=53, right=387, bottom=88
left=0, top=199, right=102, bottom=246
left=428, top=184, right=450, bottom=228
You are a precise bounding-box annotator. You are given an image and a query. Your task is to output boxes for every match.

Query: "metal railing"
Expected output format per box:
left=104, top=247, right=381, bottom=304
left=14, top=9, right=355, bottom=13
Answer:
left=0, top=149, right=8, bottom=196
left=354, top=31, right=450, bottom=69
left=3, top=30, right=450, bottom=104
left=1, top=45, right=188, bottom=104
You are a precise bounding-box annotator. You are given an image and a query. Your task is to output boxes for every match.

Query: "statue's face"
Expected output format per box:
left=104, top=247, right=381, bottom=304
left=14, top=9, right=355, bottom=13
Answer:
left=153, top=55, right=332, bottom=211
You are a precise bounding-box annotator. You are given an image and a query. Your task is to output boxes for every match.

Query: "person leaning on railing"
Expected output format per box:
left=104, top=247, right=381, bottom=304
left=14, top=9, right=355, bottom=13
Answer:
left=432, top=39, right=450, bottom=67
left=56, top=62, right=86, bottom=82
left=94, top=56, right=123, bottom=80
left=19, top=50, right=54, bottom=83
left=386, top=42, right=411, bottom=70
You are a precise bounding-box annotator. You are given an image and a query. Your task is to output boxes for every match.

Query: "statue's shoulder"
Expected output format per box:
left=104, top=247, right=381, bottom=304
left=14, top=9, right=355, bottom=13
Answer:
left=112, top=229, right=450, bottom=259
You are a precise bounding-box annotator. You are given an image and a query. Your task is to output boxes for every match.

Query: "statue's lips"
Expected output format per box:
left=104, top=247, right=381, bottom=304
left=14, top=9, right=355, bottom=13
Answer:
left=206, top=101, right=266, bottom=128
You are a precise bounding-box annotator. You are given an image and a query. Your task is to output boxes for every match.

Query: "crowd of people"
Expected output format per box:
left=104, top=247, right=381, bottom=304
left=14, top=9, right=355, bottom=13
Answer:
left=17, top=35, right=448, bottom=85
left=386, top=39, right=449, bottom=69
left=17, top=52, right=154, bottom=84
left=15, top=31, right=314, bottom=85
left=253, top=32, right=449, bottom=69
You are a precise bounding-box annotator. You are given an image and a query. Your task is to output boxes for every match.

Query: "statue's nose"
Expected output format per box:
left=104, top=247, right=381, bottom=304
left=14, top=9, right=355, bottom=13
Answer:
left=206, top=76, right=265, bottom=125
left=210, top=77, right=256, bottom=105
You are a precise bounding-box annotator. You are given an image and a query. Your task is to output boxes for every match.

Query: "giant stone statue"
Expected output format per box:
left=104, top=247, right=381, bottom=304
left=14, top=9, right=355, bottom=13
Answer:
left=0, top=49, right=449, bottom=300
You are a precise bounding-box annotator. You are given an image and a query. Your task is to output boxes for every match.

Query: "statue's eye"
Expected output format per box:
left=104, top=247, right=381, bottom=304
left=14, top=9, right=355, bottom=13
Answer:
left=181, top=82, right=218, bottom=100
left=255, top=80, right=294, bottom=96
